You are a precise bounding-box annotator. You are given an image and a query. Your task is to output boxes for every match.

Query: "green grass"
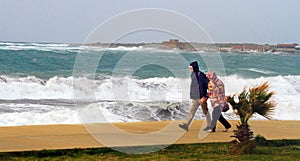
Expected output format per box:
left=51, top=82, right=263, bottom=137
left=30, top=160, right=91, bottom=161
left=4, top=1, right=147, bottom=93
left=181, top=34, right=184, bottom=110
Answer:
left=0, top=139, right=299, bottom=161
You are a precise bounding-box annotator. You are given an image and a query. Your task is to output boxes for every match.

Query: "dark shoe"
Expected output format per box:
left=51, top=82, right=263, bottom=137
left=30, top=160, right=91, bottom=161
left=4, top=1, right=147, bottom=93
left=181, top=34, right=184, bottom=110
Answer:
left=222, top=128, right=229, bottom=132
left=178, top=123, right=189, bottom=131
left=203, top=126, right=211, bottom=131
left=212, top=127, right=216, bottom=132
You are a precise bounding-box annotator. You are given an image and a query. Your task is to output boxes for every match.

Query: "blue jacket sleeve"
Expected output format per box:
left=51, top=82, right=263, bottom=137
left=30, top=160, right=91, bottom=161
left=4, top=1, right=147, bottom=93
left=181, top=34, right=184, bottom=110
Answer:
left=198, top=72, right=208, bottom=98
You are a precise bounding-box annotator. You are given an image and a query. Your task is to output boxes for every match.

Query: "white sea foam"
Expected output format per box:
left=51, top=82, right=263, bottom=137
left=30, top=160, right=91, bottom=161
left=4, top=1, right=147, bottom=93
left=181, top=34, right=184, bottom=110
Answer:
left=108, top=46, right=144, bottom=51
left=223, top=75, right=300, bottom=120
left=246, top=68, right=275, bottom=75
left=0, top=74, right=299, bottom=126
left=0, top=75, right=190, bottom=101
left=0, top=42, right=166, bottom=52
left=0, top=100, right=187, bottom=126
left=0, top=109, right=80, bottom=126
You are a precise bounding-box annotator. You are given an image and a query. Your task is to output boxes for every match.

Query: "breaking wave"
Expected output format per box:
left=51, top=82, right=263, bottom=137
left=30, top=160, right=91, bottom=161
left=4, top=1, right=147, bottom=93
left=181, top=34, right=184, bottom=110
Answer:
left=0, top=74, right=299, bottom=126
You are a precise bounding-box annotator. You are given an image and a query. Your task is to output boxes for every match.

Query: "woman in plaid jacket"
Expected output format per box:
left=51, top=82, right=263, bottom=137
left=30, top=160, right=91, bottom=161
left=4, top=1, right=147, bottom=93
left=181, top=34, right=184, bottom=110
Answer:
left=205, top=70, right=231, bottom=132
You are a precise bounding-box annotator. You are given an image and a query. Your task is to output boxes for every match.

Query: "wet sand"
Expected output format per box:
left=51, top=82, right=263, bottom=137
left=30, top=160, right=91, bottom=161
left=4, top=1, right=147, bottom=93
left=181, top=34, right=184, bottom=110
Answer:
left=0, top=120, right=299, bottom=152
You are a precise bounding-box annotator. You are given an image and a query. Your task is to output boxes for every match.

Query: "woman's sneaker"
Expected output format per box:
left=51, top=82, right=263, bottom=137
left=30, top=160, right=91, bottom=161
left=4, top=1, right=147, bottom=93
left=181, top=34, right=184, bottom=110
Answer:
left=178, top=123, right=189, bottom=131
left=212, top=127, right=216, bottom=132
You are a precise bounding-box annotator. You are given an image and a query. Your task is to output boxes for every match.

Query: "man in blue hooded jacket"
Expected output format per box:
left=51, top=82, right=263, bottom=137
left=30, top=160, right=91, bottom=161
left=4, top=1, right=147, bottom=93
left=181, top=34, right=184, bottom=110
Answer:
left=178, top=61, right=211, bottom=131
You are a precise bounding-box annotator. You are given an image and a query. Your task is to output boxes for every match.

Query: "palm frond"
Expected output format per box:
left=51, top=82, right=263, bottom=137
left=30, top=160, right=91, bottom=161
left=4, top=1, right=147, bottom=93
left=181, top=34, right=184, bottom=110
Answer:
left=249, top=82, right=276, bottom=119
left=226, top=82, right=276, bottom=123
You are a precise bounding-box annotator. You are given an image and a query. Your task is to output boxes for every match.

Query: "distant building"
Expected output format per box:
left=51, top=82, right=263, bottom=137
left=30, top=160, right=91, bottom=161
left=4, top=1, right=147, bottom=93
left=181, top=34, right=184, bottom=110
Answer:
left=162, top=39, right=185, bottom=49
left=219, top=47, right=231, bottom=52
left=277, top=43, right=298, bottom=49
left=231, top=44, right=269, bottom=53
left=276, top=43, right=298, bottom=53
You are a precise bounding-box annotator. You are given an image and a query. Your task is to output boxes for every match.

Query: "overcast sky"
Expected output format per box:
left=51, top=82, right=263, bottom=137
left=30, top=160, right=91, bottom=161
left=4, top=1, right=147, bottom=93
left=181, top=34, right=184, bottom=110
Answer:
left=0, top=0, right=299, bottom=44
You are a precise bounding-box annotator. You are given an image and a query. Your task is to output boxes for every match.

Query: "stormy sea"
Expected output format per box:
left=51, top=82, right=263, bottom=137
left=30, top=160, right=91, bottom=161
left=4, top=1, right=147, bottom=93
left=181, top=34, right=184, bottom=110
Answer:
left=1, top=42, right=300, bottom=126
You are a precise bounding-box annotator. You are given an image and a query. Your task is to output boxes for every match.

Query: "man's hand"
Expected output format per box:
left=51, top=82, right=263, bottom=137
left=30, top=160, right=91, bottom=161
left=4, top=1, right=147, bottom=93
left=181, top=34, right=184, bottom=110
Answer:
left=200, top=97, right=207, bottom=103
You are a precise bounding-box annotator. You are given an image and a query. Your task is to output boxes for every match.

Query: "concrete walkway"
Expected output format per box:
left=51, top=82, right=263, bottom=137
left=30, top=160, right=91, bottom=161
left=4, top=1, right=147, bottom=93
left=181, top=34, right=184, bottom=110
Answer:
left=0, top=120, right=299, bottom=152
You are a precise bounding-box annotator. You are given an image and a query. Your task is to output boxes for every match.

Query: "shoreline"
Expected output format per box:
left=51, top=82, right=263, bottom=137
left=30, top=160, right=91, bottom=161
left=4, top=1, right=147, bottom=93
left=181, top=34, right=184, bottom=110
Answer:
left=2, top=41, right=300, bottom=54
left=0, top=120, right=299, bottom=152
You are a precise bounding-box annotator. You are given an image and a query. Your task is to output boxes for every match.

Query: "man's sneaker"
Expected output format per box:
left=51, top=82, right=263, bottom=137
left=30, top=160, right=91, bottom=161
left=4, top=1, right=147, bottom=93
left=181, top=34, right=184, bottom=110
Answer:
left=203, top=126, right=211, bottom=131
left=206, top=129, right=212, bottom=132
left=178, top=123, right=189, bottom=131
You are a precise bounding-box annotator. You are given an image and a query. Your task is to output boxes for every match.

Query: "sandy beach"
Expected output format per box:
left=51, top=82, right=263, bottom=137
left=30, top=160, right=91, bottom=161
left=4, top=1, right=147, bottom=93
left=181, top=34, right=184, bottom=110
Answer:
left=0, top=120, right=299, bottom=152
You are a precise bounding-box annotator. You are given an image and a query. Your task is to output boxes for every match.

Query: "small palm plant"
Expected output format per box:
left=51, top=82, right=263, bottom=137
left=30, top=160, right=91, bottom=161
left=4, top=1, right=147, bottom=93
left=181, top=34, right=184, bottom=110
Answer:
left=226, top=82, right=276, bottom=154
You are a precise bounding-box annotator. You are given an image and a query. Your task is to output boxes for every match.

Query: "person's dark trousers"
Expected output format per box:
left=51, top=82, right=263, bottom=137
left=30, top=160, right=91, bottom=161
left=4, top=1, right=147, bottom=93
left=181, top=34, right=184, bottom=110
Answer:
left=212, top=114, right=231, bottom=131
left=219, top=114, right=231, bottom=129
